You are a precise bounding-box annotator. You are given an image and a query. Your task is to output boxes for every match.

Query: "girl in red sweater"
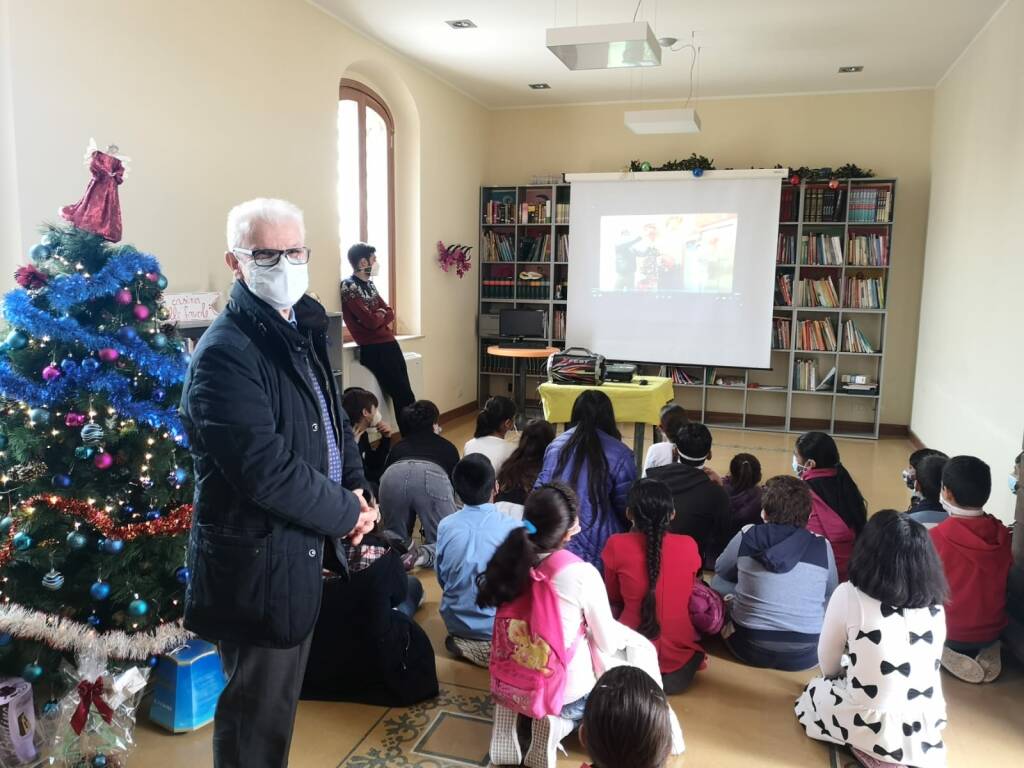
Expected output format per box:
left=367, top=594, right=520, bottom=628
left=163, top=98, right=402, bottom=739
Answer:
left=602, top=479, right=704, bottom=694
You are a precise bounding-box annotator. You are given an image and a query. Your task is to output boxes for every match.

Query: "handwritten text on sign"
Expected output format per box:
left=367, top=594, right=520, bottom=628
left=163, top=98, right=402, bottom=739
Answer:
left=165, top=293, right=221, bottom=323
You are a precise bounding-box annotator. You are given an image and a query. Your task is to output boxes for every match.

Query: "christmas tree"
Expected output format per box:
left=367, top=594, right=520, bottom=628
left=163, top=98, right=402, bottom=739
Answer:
left=0, top=147, right=193, bottom=707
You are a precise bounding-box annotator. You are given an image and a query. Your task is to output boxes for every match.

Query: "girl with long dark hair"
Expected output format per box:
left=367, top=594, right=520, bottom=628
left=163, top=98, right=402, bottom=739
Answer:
left=602, top=479, right=705, bottom=693
left=795, top=510, right=949, bottom=768
left=722, top=452, right=763, bottom=539
left=464, top=395, right=517, bottom=474
left=794, top=431, right=868, bottom=581
left=534, top=390, right=636, bottom=569
left=495, top=418, right=556, bottom=506
left=478, top=483, right=627, bottom=768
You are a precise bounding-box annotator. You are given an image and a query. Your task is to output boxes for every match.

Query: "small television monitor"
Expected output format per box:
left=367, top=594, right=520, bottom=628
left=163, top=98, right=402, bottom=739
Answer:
left=499, top=309, right=546, bottom=339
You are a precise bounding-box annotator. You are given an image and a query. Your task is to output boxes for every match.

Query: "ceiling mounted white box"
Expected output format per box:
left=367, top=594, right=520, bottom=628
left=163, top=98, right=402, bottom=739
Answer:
left=546, top=22, right=661, bottom=70
left=624, top=108, right=702, bottom=134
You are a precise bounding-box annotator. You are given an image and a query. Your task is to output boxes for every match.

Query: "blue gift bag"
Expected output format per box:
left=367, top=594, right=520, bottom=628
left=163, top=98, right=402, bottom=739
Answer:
left=148, top=640, right=226, bottom=733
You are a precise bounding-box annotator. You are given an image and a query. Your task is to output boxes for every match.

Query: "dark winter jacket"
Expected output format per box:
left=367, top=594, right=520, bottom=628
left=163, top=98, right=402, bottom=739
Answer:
left=647, top=462, right=732, bottom=568
left=722, top=478, right=764, bottom=540
left=180, top=281, right=366, bottom=648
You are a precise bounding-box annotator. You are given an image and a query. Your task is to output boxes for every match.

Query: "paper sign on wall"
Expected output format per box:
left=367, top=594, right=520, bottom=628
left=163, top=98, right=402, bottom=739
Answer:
left=164, top=293, right=221, bottom=323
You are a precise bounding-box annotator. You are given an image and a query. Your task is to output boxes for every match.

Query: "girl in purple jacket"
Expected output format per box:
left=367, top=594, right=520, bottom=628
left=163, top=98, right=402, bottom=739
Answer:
left=722, top=453, right=764, bottom=542
left=535, top=391, right=636, bottom=570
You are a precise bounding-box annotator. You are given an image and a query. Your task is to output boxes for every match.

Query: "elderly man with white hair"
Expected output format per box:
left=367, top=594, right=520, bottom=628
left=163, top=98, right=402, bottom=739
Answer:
left=180, top=198, right=377, bottom=767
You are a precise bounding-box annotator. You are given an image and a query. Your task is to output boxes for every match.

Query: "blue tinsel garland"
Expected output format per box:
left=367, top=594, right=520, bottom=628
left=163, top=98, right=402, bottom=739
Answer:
left=0, top=360, right=183, bottom=434
left=3, top=292, right=185, bottom=386
left=45, top=248, right=161, bottom=312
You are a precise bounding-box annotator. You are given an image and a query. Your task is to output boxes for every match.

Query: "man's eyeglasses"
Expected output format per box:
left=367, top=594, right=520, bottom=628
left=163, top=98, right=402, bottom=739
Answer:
left=233, top=247, right=311, bottom=267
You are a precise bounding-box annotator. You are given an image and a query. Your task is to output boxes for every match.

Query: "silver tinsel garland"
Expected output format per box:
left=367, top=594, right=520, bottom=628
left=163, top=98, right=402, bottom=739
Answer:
left=0, top=603, right=192, bottom=659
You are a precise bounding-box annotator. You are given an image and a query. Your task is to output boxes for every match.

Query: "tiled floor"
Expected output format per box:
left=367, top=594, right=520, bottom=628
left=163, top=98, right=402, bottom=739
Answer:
left=133, top=419, right=1024, bottom=766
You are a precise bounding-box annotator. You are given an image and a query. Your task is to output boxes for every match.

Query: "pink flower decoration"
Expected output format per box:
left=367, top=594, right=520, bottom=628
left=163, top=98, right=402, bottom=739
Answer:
left=437, top=241, right=472, bottom=279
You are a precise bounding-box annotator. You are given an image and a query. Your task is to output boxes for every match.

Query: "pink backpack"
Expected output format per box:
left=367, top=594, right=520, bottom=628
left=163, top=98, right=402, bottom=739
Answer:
left=489, top=549, right=585, bottom=719
left=688, top=580, right=725, bottom=637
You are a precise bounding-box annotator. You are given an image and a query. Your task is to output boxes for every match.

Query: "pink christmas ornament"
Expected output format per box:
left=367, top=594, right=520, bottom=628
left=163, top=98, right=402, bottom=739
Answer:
left=41, top=364, right=62, bottom=382
left=114, top=288, right=133, bottom=305
left=93, top=452, right=113, bottom=470
left=98, top=348, right=119, bottom=363
left=65, top=412, right=87, bottom=428
left=132, top=304, right=151, bottom=321
left=145, top=272, right=159, bottom=283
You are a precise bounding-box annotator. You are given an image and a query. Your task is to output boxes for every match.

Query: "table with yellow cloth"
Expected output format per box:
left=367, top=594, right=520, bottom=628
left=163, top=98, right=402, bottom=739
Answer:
left=538, top=376, right=674, bottom=472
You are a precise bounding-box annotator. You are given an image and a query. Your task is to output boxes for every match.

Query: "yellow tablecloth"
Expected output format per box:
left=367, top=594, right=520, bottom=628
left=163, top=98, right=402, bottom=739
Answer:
left=538, top=376, right=674, bottom=425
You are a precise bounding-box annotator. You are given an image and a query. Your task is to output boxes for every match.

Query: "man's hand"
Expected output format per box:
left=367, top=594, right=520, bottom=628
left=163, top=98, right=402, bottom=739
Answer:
left=703, top=466, right=724, bottom=486
left=346, top=489, right=379, bottom=546
left=377, top=421, right=393, bottom=438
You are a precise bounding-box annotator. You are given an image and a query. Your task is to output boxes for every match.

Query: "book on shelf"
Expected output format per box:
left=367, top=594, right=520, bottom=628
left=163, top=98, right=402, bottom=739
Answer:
left=671, top=367, right=703, bottom=385
left=847, top=234, right=888, bottom=267
left=780, top=186, right=799, bottom=222
left=772, top=317, right=791, bottom=349
left=552, top=309, right=566, bottom=340
left=841, top=319, right=877, bottom=354
left=843, top=275, right=886, bottom=309
left=797, top=319, right=838, bottom=351
left=797, top=276, right=840, bottom=307
left=519, top=199, right=551, bottom=224
left=517, top=235, right=551, bottom=262
left=483, top=200, right=515, bottom=224
left=800, top=234, right=843, bottom=265
left=793, top=360, right=836, bottom=392
left=777, top=233, right=796, bottom=264
left=554, top=202, right=571, bottom=224
left=555, top=233, right=569, bottom=262
left=849, top=186, right=892, bottom=223
left=483, top=230, right=515, bottom=262
left=775, top=273, right=794, bottom=306
left=817, top=366, right=837, bottom=392
left=803, top=188, right=845, bottom=223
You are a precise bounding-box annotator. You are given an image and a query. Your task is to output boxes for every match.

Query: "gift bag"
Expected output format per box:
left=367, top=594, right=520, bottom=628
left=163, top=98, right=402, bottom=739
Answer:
left=0, top=678, right=39, bottom=766
left=47, top=651, right=149, bottom=768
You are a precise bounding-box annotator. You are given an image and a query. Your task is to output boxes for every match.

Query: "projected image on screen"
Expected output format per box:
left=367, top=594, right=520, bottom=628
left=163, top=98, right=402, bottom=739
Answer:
left=599, top=213, right=738, bottom=294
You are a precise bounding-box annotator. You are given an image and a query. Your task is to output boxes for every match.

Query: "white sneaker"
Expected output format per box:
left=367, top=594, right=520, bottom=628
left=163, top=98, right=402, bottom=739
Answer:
left=940, top=645, right=985, bottom=684
left=489, top=703, right=523, bottom=766
left=524, top=715, right=574, bottom=768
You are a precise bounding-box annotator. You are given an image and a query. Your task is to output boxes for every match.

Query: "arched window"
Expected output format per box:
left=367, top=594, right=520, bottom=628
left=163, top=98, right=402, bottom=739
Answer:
left=338, top=79, right=396, bottom=310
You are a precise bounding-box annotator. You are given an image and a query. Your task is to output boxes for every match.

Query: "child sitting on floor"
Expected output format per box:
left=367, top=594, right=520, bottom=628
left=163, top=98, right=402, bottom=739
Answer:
left=602, top=479, right=705, bottom=694
left=795, top=510, right=948, bottom=768
left=930, top=455, right=1012, bottom=683
left=478, top=483, right=627, bottom=768
left=642, top=403, right=688, bottom=476
left=905, top=453, right=948, bottom=528
left=723, top=452, right=764, bottom=541
left=579, top=666, right=674, bottom=768
left=435, top=453, right=521, bottom=667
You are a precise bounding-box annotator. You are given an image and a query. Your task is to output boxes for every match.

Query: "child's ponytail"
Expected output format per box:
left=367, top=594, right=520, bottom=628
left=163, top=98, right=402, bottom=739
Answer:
left=626, top=479, right=674, bottom=640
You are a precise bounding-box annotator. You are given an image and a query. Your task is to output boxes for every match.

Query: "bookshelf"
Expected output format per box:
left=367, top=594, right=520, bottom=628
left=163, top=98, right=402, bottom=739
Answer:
left=478, top=178, right=895, bottom=438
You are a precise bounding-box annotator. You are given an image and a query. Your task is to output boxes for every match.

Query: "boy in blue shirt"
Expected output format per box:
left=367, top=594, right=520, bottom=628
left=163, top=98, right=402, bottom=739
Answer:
left=436, top=453, right=520, bottom=667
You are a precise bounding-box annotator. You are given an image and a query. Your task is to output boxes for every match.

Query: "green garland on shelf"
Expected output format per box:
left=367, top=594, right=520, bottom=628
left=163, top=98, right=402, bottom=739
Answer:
left=629, top=158, right=876, bottom=182
left=629, top=154, right=715, bottom=173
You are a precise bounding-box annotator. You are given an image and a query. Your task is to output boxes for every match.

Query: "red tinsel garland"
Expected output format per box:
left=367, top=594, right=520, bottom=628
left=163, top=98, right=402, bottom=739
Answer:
left=0, top=496, right=192, bottom=566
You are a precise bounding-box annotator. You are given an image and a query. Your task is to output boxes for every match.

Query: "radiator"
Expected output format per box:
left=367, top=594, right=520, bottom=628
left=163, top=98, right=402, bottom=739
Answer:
left=343, top=349, right=423, bottom=427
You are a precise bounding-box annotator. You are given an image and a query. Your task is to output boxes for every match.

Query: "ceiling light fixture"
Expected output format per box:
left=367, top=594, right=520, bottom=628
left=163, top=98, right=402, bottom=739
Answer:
left=838, top=65, right=864, bottom=73
left=625, top=35, right=702, bottom=135
left=445, top=19, right=476, bottom=29
left=528, top=83, right=551, bottom=90
left=546, top=22, right=661, bottom=70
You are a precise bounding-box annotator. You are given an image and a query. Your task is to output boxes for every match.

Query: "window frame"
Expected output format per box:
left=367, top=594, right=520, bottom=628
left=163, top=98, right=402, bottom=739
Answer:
left=339, top=78, right=397, bottom=339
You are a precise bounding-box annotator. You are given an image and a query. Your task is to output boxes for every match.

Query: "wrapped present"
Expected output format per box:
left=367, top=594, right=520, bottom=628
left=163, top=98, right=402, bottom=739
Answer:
left=148, top=640, right=225, bottom=733
left=0, top=678, right=38, bottom=766
left=48, top=651, right=148, bottom=768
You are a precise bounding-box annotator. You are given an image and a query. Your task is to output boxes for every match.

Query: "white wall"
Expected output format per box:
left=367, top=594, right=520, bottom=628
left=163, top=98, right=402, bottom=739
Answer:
left=911, top=0, right=1024, bottom=522
left=0, top=1, right=21, bottom=281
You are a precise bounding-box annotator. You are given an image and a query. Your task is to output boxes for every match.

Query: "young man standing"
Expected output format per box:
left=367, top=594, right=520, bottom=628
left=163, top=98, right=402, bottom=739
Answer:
left=341, top=242, right=415, bottom=429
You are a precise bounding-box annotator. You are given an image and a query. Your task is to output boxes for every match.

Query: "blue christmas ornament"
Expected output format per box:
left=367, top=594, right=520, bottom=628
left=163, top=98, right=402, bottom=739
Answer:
left=89, top=581, right=111, bottom=601
left=86, top=614, right=101, bottom=628
left=59, top=358, right=78, bottom=374
left=42, top=700, right=59, bottom=718
left=5, top=331, right=28, bottom=350
left=0, top=633, right=12, bottom=646
left=29, top=243, right=52, bottom=261
left=81, top=358, right=100, bottom=373
left=92, top=755, right=108, bottom=768
left=0, top=516, right=12, bottom=535
left=123, top=504, right=135, bottom=514
left=21, top=663, right=43, bottom=683
left=147, top=655, right=160, bottom=668
left=103, top=538, right=124, bottom=555
left=12, top=532, right=32, bottom=551
left=128, top=598, right=149, bottom=616
left=74, top=446, right=95, bottom=460
left=145, top=509, right=161, bottom=521
left=41, top=569, right=64, bottom=590
left=151, top=332, right=168, bottom=350
left=116, top=326, right=139, bottom=344
left=174, top=566, right=191, bottom=585
left=51, top=474, right=73, bottom=489
left=28, top=407, right=51, bottom=426
left=81, top=423, right=105, bottom=446
left=156, top=275, right=168, bottom=290
left=152, top=388, right=166, bottom=402
left=0, top=434, right=8, bottom=451
left=168, top=467, right=188, bottom=486
left=66, top=531, right=88, bottom=549
left=692, top=167, right=704, bottom=177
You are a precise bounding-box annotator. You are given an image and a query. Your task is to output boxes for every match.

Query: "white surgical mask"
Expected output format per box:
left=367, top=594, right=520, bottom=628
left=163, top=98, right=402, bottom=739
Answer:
left=901, top=468, right=916, bottom=491
left=244, top=260, right=308, bottom=311
left=939, top=493, right=983, bottom=518
left=369, top=409, right=382, bottom=428
left=433, top=423, right=443, bottom=435
left=792, top=455, right=806, bottom=476
left=370, top=261, right=380, bottom=277
left=1010, top=473, right=1019, bottom=495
